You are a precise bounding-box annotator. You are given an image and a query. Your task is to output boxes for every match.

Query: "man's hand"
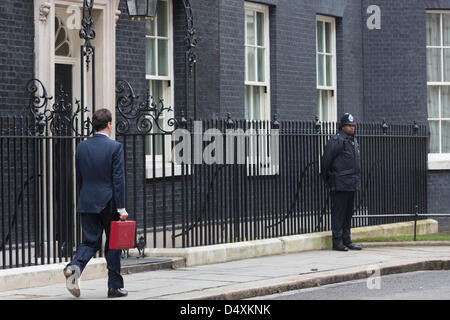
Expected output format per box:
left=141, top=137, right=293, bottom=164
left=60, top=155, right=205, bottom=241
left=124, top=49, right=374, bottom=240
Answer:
left=118, top=210, right=128, bottom=221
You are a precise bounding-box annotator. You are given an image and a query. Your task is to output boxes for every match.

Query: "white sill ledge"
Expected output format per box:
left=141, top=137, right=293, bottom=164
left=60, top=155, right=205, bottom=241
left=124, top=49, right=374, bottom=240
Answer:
left=428, top=154, right=450, bottom=170
left=145, top=163, right=191, bottom=179
left=145, top=162, right=280, bottom=179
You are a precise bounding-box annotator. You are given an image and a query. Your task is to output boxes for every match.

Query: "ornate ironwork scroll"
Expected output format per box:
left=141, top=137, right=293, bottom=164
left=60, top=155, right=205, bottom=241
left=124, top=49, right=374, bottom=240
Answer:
left=80, top=0, right=96, bottom=72
left=115, top=79, right=177, bottom=135
left=79, top=0, right=96, bottom=124
left=26, top=79, right=91, bottom=136
left=26, top=78, right=53, bottom=135
left=182, top=0, right=197, bottom=77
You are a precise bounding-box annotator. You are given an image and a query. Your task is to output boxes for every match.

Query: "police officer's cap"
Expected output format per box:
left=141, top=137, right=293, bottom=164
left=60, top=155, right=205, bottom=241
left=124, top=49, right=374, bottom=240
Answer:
left=340, top=113, right=356, bottom=127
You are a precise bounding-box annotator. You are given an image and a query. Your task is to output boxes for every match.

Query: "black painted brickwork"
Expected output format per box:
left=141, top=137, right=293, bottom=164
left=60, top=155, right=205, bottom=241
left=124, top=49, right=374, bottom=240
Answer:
left=0, top=0, right=34, bottom=116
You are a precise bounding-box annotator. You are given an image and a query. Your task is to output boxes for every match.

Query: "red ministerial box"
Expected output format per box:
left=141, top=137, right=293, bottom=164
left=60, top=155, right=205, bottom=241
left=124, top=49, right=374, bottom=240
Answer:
left=109, top=220, right=136, bottom=250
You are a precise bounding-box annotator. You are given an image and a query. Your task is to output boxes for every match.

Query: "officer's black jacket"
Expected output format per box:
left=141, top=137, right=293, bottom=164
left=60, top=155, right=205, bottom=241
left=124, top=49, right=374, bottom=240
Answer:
left=320, top=130, right=361, bottom=191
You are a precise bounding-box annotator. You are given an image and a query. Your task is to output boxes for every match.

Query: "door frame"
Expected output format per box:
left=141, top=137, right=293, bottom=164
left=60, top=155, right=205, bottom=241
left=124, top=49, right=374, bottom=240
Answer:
left=34, top=0, right=119, bottom=137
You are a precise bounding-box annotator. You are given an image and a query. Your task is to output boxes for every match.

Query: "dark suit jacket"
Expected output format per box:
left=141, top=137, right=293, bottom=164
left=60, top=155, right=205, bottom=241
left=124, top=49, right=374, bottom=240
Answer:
left=75, top=133, right=126, bottom=214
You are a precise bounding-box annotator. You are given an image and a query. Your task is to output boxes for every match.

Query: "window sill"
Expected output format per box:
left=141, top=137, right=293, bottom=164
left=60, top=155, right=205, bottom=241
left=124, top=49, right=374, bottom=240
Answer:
left=246, top=156, right=279, bottom=176
left=145, top=162, right=191, bottom=179
left=428, top=153, right=450, bottom=170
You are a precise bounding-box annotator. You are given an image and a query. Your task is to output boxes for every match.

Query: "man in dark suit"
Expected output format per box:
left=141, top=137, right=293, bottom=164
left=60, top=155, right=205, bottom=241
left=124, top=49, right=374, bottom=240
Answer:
left=63, top=108, right=128, bottom=298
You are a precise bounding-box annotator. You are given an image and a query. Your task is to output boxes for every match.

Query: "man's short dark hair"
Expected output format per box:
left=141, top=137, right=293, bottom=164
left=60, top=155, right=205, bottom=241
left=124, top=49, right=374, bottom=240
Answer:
left=92, top=108, right=112, bottom=132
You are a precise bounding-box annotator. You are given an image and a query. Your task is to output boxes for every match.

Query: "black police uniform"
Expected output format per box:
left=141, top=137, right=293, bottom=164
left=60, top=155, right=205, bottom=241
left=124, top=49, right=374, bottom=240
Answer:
left=320, top=114, right=361, bottom=251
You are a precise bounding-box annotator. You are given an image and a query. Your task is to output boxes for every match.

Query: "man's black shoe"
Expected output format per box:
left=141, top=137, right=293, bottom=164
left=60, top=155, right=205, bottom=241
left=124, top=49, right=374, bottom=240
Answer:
left=345, top=243, right=362, bottom=250
left=108, top=288, right=128, bottom=298
left=332, top=243, right=349, bottom=251
left=63, top=265, right=80, bottom=298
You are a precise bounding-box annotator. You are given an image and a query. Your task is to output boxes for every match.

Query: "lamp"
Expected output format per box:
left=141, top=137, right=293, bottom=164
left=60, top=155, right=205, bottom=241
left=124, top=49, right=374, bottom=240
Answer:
left=126, top=0, right=158, bottom=21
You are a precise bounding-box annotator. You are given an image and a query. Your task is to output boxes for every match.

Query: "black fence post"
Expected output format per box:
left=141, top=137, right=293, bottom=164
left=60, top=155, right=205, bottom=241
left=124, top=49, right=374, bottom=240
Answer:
left=414, top=205, right=418, bottom=242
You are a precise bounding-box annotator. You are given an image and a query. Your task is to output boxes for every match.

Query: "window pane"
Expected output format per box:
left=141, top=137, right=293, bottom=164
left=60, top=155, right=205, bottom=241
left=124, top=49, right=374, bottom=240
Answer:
left=321, top=90, right=329, bottom=121
left=253, top=86, right=261, bottom=120
left=443, top=49, right=450, bottom=82
left=146, top=19, right=156, bottom=36
left=426, top=13, right=441, bottom=46
left=317, top=90, right=321, bottom=119
left=246, top=10, right=255, bottom=45
left=443, top=14, right=450, bottom=46
left=152, top=117, right=164, bottom=155
left=245, top=85, right=251, bottom=119
left=151, top=80, right=163, bottom=103
left=56, top=27, right=66, bottom=47
left=257, top=12, right=264, bottom=46
left=317, top=54, right=324, bottom=86
left=317, top=21, right=323, bottom=53
left=427, top=48, right=441, bottom=82
left=325, top=22, right=332, bottom=53
left=257, top=48, right=265, bottom=82
left=427, top=86, right=440, bottom=118
left=442, top=121, right=450, bottom=153
left=247, top=46, right=256, bottom=82
left=146, top=38, right=156, bottom=76
left=146, top=80, right=164, bottom=156
left=429, top=120, right=440, bottom=153
left=326, top=55, right=332, bottom=86
left=158, top=39, right=168, bottom=76
left=145, top=119, right=164, bottom=155
left=56, top=43, right=70, bottom=57
left=157, top=0, right=168, bottom=37
left=442, top=86, right=450, bottom=118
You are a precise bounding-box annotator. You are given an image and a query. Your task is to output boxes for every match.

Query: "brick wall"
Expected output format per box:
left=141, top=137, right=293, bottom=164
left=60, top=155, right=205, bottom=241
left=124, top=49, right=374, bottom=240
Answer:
left=427, top=171, right=450, bottom=231
left=361, top=0, right=450, bottom=227
left=362, top=0, right=428, bottom=124
left=0, top=0, right=34, bottom=116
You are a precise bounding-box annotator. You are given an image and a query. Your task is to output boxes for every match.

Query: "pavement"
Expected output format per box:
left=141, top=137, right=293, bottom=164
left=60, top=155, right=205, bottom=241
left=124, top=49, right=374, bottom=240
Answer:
left=0, top=244, right=449, bottom=300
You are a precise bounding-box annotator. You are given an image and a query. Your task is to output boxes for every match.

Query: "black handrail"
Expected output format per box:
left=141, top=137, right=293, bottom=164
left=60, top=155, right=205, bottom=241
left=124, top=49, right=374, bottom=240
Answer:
left=0, top=175, right=40, bottom=251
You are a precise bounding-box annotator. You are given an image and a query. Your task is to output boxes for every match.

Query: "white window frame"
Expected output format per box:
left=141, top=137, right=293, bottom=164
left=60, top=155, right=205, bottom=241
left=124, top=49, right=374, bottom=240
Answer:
left=426, top=10, right=450, bottom=169
left=244, top=1, right=271, bottom=121
left=316, top=15, right=337, bottom=123
left=144, top=0, right=180, bottom=178
left=244, top=2, right=275, bottom=176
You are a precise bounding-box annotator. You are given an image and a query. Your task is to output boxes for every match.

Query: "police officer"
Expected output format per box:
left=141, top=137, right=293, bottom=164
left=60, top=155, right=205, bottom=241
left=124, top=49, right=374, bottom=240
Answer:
left=320, top=113, right=362, bottom=251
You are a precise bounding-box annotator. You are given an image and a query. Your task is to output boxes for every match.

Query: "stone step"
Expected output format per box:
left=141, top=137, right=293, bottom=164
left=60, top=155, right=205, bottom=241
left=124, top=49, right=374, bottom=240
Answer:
left=120, top=257, right=185, bottom=275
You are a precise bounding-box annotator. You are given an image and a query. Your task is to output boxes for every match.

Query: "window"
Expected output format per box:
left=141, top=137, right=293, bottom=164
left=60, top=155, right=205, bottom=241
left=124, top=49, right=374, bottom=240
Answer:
left=244, top=3, right=275, bottom=175
left=55, top=16, right=72, bottom=57
left=145, top=0, right=175, bottom=178
left=426, top=12, right=450, bottom=159
left=316, top=15, right=337, bottom=122
left=245, top=2, right=270, bottom=121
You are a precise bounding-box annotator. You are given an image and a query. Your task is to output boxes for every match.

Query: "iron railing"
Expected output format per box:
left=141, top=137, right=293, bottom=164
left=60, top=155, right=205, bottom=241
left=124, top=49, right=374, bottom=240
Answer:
left=113, top=80, right=430, bottom=251
left=0, top=78, right=431, bottom=269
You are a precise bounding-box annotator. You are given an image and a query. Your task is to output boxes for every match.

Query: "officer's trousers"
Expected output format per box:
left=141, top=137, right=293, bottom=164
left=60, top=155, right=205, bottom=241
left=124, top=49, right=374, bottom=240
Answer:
left=331, top=191, right=355, bottom=245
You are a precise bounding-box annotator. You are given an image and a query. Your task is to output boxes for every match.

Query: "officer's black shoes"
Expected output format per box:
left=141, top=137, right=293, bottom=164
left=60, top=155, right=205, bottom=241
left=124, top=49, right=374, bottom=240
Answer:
left=332, top=243, right=349, bottom=251
left=344, top=243, right=362, bottom=250
left=108, top=288, right=128, bottom=298
left=63, top=265, right=81, bottom=298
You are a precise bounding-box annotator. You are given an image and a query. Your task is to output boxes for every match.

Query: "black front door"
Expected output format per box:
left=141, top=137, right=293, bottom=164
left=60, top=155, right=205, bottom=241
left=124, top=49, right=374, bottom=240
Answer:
left=54, top=64, right=74, bottom=258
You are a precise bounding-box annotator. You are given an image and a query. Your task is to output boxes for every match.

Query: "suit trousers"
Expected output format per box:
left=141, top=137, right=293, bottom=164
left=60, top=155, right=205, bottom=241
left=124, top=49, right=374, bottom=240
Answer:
left=68, top=203, right=124, bottom=289
left=331, top=191, right=355, bottom=246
